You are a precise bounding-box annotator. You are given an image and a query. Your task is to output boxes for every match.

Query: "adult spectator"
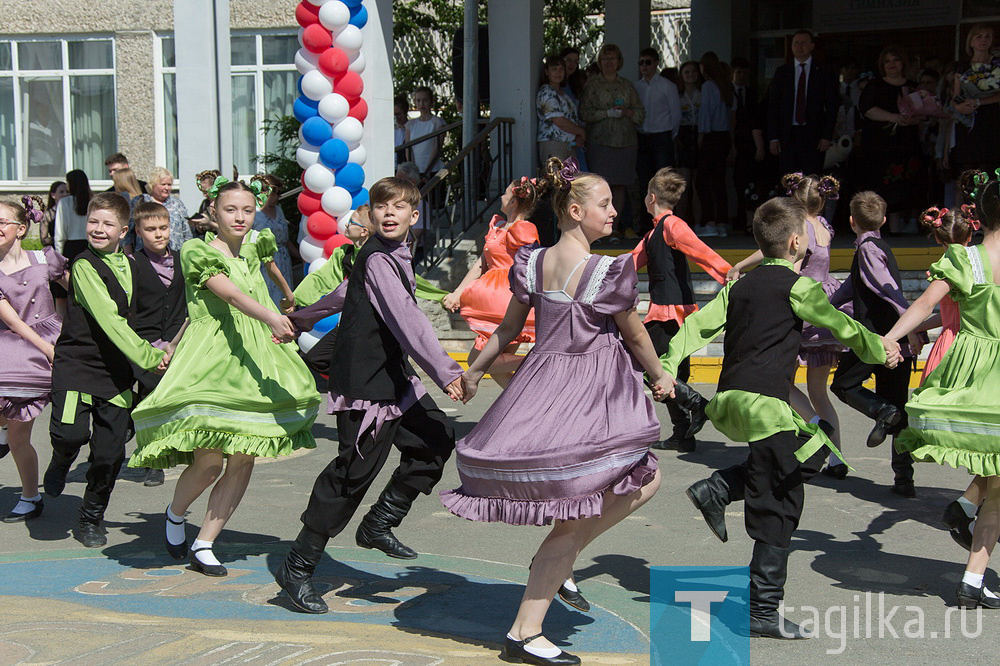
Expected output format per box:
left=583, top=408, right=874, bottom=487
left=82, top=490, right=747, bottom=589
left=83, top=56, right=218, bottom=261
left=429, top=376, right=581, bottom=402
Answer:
left=766, top=30, right=840, bottom=176
left=126, top=167, right=192, bottom=252
left=950, top=24, right=1000, bottom=174
left=560, top=46, right=585, bottom=102
left=112, top=167, right=144, bottom=202
left=580, top=43, right=645, bottom=239
left=731, top=57, right=765, bottom=233
left=393, top=95, right=409, bottom=167
left=857, top=46, right=924, bottom=232
left=404, top=87, right=446, bottom=179
left=536, top=54, right=586, bottom=163
left=675, top=61, right=703, bottom=220
left=104, top=152, right=148, bottom=193
left=53, top=169, right=91, bottom=260
left=635, top=47, right=682, bottom=232
left=694, top=56, right=734, bottom=237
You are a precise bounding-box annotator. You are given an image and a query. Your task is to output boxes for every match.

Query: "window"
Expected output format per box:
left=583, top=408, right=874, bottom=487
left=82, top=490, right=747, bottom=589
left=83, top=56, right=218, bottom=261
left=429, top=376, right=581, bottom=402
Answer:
left=0, top=37, right=116, bottom=183
left=156, top=32, right=297, bottom=177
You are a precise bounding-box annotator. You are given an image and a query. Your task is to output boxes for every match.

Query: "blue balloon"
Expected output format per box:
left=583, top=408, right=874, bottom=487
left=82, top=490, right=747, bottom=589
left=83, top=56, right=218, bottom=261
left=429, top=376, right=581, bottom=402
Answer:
left=341, top=0, right=363, bottom=6
left=351, top=187, right=369, bottom=209
left=348, top=5, right=368, bottom=28
left=319, top=138, right=350, bottom=170
left=301, top=117, right=333, bottom=146
left=297, top=77, right=304, bottom=96
left=336, top=163, right=365, bottom=193
left=293, top=97, right=319, bottom=123
left=313, top=313, right=340, bottom=334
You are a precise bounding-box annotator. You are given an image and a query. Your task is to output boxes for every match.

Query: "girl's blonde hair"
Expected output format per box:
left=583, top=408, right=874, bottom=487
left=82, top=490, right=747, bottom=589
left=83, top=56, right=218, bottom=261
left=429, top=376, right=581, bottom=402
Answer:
left=112, top=167, right=144, bottom=199
left=543, top=157, right=606, bottom=225
left=781, top=172, right=840, bottom=215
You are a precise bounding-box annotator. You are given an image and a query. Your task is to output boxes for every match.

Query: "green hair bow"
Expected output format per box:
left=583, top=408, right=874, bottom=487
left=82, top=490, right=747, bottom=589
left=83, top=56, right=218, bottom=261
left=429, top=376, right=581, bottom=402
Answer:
left=207, top=175, right=270, bottom=207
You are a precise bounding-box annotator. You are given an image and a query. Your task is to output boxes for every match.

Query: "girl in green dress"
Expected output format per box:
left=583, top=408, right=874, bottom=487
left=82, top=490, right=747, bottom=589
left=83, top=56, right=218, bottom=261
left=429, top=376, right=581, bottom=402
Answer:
left=129, top=179, right=321, bottom=577
left=883, top=171, right=1000, bottom=609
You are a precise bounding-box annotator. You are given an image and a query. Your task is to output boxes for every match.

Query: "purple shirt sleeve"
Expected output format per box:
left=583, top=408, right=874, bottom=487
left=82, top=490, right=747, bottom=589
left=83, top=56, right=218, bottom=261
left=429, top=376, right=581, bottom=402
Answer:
left=828, top=275, right=853, bottom=308
left=365, top=253, right=463, bottom=390
left=287, top=280, right=347, bottom=332
left=857, top=243, right=908, bottom=316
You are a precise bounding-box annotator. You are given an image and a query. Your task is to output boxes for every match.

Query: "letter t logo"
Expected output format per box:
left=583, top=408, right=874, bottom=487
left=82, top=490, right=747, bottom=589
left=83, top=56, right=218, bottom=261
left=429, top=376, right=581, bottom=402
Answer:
left=674, top=591, right=729, bottom=641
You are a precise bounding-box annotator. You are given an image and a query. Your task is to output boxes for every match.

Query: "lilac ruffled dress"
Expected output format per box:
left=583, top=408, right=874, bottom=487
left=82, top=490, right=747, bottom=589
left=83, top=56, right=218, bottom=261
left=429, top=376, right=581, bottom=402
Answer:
left=441, top=247, right=659, bottom=526
left=0, top=247, right=66, bottom=421
left=798, top=216, right=846, bottom=367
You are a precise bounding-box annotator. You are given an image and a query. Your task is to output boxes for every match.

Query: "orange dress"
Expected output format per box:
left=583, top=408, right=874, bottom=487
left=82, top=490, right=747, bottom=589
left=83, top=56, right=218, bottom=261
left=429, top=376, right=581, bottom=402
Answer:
left=459, top=215, right=538, bottom=349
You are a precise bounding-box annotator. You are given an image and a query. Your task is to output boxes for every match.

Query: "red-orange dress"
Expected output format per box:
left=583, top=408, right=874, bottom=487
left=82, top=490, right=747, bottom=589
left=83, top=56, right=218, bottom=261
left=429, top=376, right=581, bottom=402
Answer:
left=459, top=215, right=538, bottom=349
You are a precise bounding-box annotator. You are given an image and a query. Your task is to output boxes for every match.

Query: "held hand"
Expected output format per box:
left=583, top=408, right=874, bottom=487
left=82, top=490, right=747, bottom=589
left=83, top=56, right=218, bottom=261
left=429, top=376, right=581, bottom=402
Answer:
left=43, top=342, right=55, bottom=364
left=726, top=265, right=743, bottom=282
left=154, top=354, right=170, bottom=375
left=442, top=292, right=461, bottom=312
left=769, top=140, right=781, bottom=156
left=444, top=377, right=464, bottom=403
left=907, top=331, right=925, bottom=356
left=279, top=294, right=295, bottom=314
left=268, top=314, right=296, bottom=343
left=955, top=100, right=976, bottom=115
left=650, top=372, right=677, bottom=401
left=817, top=138, right=832, bottom=152
left=880, top=336, right=901, bottom=368
left=460, top=371, right=481, bottom=404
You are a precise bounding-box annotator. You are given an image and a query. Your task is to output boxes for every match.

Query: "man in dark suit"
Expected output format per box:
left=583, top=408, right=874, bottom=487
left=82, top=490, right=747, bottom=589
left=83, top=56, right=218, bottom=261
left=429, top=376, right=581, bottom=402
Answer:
left=766, top=30, right=839, bottom=176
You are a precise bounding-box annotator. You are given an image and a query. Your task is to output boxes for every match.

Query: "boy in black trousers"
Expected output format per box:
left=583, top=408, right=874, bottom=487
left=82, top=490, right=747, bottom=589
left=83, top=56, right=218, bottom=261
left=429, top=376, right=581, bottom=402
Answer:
left=47, top=193, right=167, bottom=547
left=829, top=191, right=922, bottom=497
left=276, top=177, right=463, bottom=614
left=663, top=197, right=898, bottom=639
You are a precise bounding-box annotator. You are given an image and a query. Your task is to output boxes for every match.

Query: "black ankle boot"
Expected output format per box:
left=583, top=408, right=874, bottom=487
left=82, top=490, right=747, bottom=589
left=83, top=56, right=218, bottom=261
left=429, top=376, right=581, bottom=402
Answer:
left=76, top=496, right=107, bottom=548
left=43, top=449, right=78, bottom=497
left=867, top=403, right=902, bottom=448
left=686, top=472, right=732, bottom=542
left=672, top=381, right=709, bottom=438
left=745, top=541, right=812, bottom=639
left=833, top=386, right=901, bottom=448
left=356, top=482, right=420, bottom=559
left=275, top=526, right=330, bottom=613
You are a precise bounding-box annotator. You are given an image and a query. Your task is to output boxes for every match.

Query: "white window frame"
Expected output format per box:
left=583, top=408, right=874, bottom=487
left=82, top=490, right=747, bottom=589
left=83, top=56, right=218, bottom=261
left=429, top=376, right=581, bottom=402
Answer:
left=0, top=35, right=116, bottom=188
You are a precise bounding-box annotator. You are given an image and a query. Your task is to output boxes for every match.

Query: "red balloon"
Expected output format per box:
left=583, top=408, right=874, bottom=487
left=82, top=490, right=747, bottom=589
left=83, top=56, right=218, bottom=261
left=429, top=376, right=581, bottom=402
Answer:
left=297, top=189, right=323, bottom=216
left=347, top=97, right=368, bottom=122
left=323, top=234, right=353, bottom=257
left=302, top=24, right=332, bottom=54
left=307, top=211, right=337, bottom=241
left=295, top=2, right=320, bottom=27
left=318, top=47, right=349, bottom=79
left=336, top=71, right=364, bottom=101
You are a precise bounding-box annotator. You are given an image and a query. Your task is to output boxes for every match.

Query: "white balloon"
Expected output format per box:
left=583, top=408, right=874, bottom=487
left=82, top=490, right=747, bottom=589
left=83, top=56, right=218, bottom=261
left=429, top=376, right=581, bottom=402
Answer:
left=347, top=143, right=367, bottom=166
left=297, top=27, right=305, bottom=48
left=309, top=257, right=328, bottom=273
left=334, top=25, right=363, bottom=54
left=317, top=93, right=350, bottom=124
left=318, top=1, right=351, bottom=32
left=348, top=51, right=366, bottom=74
left=297, top=126, right=307, bottom=145
left=336, top=211, right=355, bottom=236
left=295, top=48, right=319, bottom=75
left=301, top=70, right=333, bottom=101
left=303, top=163, right=336, bottom=192
left=305, top=0, right=331, bottom=6
left=299, top=236, right=325, bottom=264
left=298, top=330, right=322, bottom=353
left=332, top=116, right=364, bottom=147
left=296, top=144, right=322, bottom=169
left=321, top=186, right=353, bottom=219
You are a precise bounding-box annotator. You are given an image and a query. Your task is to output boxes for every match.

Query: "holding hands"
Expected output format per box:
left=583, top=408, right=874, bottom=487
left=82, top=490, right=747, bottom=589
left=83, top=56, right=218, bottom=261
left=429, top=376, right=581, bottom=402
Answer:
left=880, top=336, right=902, bottom=369
left=442, top=291, right=462, bottom=312
left=649, top=371, right=677, bottom=402
left=458, top=369, right=482, bottom=404
left=268, top=313, right=297, bottom=344
left=444, top=376, right=465, bottom=403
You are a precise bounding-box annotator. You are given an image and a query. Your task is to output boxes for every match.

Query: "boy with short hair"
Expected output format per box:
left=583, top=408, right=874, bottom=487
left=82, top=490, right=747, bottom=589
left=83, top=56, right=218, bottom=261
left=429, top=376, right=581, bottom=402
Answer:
left=129, top=201, right=188, bottom=487
left=662, top=197, right=899, bottom=639
left=829, top=191, right=922, bottom=496
left=276, top=177, right=463, bottom=614
left=47, top=192, right=167, bottom=547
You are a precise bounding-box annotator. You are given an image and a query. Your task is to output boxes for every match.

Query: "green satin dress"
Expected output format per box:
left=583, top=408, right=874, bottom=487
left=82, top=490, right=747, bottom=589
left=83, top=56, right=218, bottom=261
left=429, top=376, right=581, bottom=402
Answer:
left=897, top=244, right=1000, bottom=476
left=128, top=230, right=320, bottom=469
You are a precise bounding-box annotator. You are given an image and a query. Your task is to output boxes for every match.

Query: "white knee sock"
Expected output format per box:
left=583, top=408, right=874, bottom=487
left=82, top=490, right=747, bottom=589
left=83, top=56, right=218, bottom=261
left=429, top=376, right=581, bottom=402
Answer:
left=508, top=634, right=560, bottom=658
left=165, top=504, right=186, bottom=546
left=192, top=539, right=221, bottom=566
left=11, top=494, right=41, bottom=515
left=957, top=497, right=978, bottom=519
left=963, top=571, right=984, bottom=588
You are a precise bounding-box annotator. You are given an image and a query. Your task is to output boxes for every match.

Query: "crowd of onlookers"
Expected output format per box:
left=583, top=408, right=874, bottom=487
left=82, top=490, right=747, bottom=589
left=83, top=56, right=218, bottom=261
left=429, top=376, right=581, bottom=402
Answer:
left=527, top=24, right=1000, bottom=241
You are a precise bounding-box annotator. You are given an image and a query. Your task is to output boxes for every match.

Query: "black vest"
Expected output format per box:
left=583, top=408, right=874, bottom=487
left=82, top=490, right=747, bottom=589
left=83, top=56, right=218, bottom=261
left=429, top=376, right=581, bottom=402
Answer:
left=647, top=214, right=695, bottom=306
left=132, top=249, right=185, bottom=344
left=51, top=248, right=137, bottom=399
left=327, top=236, right=415, bottom=401
left=718, top=263, right=803, bottom=401
left=850, top=236, right=902, bottom=337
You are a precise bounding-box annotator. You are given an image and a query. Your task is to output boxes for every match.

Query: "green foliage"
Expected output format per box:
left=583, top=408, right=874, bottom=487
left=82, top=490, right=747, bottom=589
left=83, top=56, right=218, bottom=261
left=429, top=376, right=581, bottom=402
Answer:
left=21, top=237, right=42, bottom=251
left=543, top=0, right=605, bottom=56
left=259, top=114, right=303, bottom=222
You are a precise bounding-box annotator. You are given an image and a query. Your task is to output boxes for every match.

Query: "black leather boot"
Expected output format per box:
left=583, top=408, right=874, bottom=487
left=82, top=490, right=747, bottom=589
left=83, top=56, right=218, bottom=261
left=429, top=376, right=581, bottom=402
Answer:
left=653, top=401, right=695, bottom=452
left=745, top=541, right=812, bottom=639
left=356, top=482, right=420, bottom=559
left=275, top=526, right=330, bottom=613
left=76, top=495, right=107, bottom=548
left=43, top=449, right=78, bottom=497
left=672, top=380, right=709, bottom=438
left=833, top=386, right=901, bottom=448
left=686, top=472, right=732, bottom=542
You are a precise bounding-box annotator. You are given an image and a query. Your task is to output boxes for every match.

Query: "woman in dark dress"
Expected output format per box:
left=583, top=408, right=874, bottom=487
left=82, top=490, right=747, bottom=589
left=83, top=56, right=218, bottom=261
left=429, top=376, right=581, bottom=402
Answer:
left=857, top=46, right=924, bottom=232
left=950, top=24, right=1000, bottom=174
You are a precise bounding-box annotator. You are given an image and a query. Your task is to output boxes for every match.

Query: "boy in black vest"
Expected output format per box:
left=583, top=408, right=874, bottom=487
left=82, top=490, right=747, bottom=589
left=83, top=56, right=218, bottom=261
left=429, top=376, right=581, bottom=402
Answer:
left=129, top=201, right=188, bottom=487
left=47, top=193, right=167, bottom=547
left=661, top=197, right=899, bottom=639
left=276, top=177, right=464, bottom=614
left=829, top=191, right=922, bottom=497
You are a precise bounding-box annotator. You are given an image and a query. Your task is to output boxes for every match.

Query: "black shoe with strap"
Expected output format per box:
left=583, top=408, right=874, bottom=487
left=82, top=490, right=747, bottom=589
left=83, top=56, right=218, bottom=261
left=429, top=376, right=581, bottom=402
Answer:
left=557, top=583, right=590, bottom=612
left=3, top=497, right=44, bottom=523
left=275, top=526, right=330, bottom=614
left=356, top=481, right=419, bottom=559
left=956, top=582, right=1000, bottom=610
left=164, top=508, right=188, bottom=560
left=189, top=548, right=227, bottom=577
left=503, top=633, right=581, bottom=665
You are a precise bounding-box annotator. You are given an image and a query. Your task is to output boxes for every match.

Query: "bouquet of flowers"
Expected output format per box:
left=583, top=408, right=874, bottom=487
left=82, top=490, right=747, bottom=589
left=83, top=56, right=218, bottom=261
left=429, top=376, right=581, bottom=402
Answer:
left=960, top=54, right=1000, bottom=99
left=898, top=89, right=950, bottom=119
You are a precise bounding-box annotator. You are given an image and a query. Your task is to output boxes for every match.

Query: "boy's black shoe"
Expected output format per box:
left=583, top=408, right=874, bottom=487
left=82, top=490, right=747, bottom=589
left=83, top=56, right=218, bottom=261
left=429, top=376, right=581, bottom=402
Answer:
left=820, top=464, right=848, bottom=480
left=686, top=473, right=731, bottom=542
left=942, top=501, right=974, bottom=551
left=76, top=521, right=107, bottom=548
left=745, top=542, right=813, bottom=639
left=866, top=404, right=902, bottom=448
left=275, top=526, right=330, bottom=613
left=672, top=381, right=709, bottom=438
left=144, top=468, right=165, bottom=487
left=890, top=481, right=916, bottom=498
left=356, top=482, right=419, bottom=560
left=652, top=435, right=696, bottom=453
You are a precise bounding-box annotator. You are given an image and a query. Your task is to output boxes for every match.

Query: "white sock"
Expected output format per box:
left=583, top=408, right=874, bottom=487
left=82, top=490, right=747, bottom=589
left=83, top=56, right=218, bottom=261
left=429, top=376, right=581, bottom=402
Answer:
left=165, top=504, right=186, bottom=546
left=984, top=587, right=999, bottom=599
left=963, top=571, right=984, bottom=588
left=957, top=497, right=978, bottom=519
left=11, top=494, right=41, bottom=515
left=192, top=539, right=221, bottom=566
left=507, top=634, right=560, bottom=658
left=562, top=578, right=578, bottom=593
left=0, top=426, right=7, bottom=445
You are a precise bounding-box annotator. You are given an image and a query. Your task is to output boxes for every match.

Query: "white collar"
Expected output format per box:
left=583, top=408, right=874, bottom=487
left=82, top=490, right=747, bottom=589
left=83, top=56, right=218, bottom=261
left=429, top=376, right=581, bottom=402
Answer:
left=794, top=56, right=813, bottom=69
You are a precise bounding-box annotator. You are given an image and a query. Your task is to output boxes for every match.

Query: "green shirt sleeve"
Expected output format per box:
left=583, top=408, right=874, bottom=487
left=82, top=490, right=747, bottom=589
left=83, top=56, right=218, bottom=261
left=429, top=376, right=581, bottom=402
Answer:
left=789, top=276, right=886, bottom=365
left=415, top=274, right=447, bottom=302
left=660, top=282, right=731, bottom=375
left=71, top=260, right=166, bottom=371
left=294, top=245, right=348, bottom=307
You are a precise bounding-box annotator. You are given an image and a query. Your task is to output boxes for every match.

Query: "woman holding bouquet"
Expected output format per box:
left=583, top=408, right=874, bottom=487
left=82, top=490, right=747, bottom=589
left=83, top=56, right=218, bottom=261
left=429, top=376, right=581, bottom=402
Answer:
left=950, top=24, right=1000, bottom=174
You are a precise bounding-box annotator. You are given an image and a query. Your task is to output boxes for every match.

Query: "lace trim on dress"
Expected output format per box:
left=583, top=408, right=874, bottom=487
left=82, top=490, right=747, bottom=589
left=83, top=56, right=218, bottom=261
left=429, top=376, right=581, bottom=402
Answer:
left=966, top=245, right=986, bottom=285
left=30, top=250, right=47, bottom=264
left=582, top=255, right=615, bottom=305
left=525, top=247, right=543, bottom=294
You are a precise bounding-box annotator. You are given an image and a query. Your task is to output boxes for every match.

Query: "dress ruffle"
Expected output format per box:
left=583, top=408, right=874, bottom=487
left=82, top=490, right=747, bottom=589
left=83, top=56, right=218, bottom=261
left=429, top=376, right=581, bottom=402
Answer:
left=129, top=428, right=316, bottom=469
left=896, top=432, right=1000, bottom=478
left=0, top=395, right=50, bottom=422
left=440, top=452, right=657, bottom=526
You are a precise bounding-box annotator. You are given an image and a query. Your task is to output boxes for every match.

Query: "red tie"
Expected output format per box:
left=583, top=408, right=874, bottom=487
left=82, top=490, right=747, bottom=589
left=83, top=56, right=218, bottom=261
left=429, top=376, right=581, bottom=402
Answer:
left=795, top=63, right=807, bottom=124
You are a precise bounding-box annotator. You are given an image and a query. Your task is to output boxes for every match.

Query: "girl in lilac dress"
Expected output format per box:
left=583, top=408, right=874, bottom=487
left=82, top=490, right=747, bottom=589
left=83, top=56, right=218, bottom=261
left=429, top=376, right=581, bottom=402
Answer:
left=727, top=174, right=847, bottom=474
left=441, top=158, right=670, bottom=666
left=0, top=196, right=68, bottom=522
